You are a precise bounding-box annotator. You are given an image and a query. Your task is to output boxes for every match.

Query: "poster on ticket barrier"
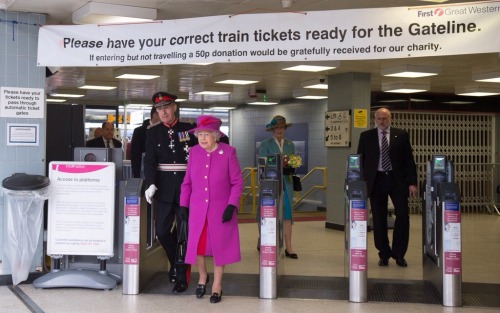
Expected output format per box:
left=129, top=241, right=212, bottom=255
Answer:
left=47, top=162, right=115, bottom=256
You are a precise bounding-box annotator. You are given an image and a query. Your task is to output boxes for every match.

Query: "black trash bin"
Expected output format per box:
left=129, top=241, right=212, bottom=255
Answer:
left=2, top=173, right=50, bottom=285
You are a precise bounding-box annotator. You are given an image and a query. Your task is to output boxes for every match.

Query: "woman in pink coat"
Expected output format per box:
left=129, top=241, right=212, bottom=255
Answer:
left=179, top=115, right=243, bottom=304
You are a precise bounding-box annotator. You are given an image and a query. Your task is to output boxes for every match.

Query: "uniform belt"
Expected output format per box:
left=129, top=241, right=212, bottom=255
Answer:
left=157, top=164, right=187, bottom=171
left=377, top=170, right=393, bottom=175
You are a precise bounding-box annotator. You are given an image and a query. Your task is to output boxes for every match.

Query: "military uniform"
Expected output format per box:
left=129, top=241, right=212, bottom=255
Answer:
left=144, top=92, right=196, bottom=293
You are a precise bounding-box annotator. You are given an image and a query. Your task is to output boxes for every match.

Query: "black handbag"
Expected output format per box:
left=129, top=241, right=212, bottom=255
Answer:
left=292, top=175, right=302, bottom=191
left=176, top=219, right=188, bottom=265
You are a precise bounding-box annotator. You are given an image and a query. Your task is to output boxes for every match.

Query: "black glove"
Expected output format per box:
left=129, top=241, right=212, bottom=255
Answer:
left=178, top=206, right=188, bottom=222
left=222, top=204, right=237, bottom=223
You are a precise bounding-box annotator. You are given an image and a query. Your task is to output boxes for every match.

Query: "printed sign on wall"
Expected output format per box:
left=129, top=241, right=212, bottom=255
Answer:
left=325, top=110, right=351, bottom=147
left=0, top=87, right=45, bottom=118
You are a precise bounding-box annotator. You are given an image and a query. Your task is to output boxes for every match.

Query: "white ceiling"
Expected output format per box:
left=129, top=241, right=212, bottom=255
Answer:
left=4, top=0, right=500, bottom=110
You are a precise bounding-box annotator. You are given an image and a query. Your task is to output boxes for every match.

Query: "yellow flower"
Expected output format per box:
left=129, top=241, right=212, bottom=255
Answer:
left=283, top=154, right=302, bottom=168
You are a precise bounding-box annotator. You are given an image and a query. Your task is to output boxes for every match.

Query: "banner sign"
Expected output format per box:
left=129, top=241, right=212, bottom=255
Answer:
left=37, top=3, right=500, bottom=67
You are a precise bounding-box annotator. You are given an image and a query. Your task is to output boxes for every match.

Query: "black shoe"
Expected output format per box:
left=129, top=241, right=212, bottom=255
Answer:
left=172, top=281, right=188, bottom=294
left=378, top=258, right=389, bottom=266
left=210, top=291, right=222, bottom=303
left=395, top=258, right=408, bottom=267
left=169, top=268, right=177, bottom=283
left=196, top=275, right=209, bottom=298
left=285, top=250, right=298, bottom=259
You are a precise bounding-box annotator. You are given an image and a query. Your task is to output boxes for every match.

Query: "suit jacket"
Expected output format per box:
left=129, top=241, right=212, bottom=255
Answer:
left=86, top=136, right=122, bottom=148
left=130, top=119, right=150, bottom=178
left=357, top=127, right=417, bottom=196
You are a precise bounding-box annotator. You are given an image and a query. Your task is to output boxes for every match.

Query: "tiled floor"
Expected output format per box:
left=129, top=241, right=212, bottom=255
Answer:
left=1, top=214, right=499, bottom=312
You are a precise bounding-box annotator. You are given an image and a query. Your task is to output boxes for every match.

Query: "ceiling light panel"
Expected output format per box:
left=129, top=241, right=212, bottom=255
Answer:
left=281, top=61, right=339, bottom=73
left=455, top=83, right=500, bottom=96
left=293, top=88, right=328, bottom=99
left=382, top=82, right=429, bottom=93
left=381, top=64, right=440, bottom=78
left=49, top=89, right=85, bottom=98
left=247, top=100, right=278, bottom=105
left=472, top=70, right=500, bottom=83
left=193, top=83, right=232, bottom=95
left=213, top=74, right=261, bottom=85
left=114, top=68, right=162, bottom=80
left=78, top=82, right=117, bottom=90
left=301, top=77, right=328, bottom=89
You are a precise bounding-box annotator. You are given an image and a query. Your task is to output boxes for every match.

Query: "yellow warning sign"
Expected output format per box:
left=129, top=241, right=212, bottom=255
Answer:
left=353, top=109, right=367, bottom=128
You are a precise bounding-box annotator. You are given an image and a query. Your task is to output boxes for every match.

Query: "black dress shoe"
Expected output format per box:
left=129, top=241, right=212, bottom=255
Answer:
left=378, top=258, right=389, bottom=266
left=396, top=258, right=408, bottom=267
left=196, top=275, right=209, bottom=298
left=172, top=281, right=188, bottom=294
left=210, top=291, right=222, bottom=303
left=285, top=250, right=298, bottom=259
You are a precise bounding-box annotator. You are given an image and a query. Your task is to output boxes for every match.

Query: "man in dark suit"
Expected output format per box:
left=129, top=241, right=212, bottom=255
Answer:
left=357, top=108, right=417, bottom=267
left=86, top=122, right=122, bottom=148
left=130, top=107, right=160, bottom=178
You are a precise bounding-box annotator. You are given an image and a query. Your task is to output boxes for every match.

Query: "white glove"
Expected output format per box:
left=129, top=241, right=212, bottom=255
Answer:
left=145, top=184, right=157, bottom=204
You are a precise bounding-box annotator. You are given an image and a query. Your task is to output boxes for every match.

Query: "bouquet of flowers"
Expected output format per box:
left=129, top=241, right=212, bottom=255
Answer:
left=283, top=154, right=302, bottom=168
left=283, top=154, right=303, bottom=191
left=282, top=154, right=302, bottom=176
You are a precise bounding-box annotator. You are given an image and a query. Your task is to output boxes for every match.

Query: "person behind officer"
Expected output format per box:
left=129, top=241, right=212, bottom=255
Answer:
left=143, top=91, right=196, bottom=293
left=86, top=122, right=122, bottom=148
left=131, top=107, right=160, bottom=178
left=93, top=127, right=103, bottom=139
left=356, top=108, right=417, bottom=267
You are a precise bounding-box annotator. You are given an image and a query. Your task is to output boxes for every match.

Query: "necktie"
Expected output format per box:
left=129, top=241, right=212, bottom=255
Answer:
left=381, top=131, right=391, bottom=171
left=106, top=140, right=110, bottom=148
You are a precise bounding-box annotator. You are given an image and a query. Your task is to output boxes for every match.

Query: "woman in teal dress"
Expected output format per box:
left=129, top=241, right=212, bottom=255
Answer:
left=258, top=115, right=298, bottom=259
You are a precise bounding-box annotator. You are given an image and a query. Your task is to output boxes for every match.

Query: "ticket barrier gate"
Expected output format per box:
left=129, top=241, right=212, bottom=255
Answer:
left=258, top=154, right=284, bottom=299
left=423, top=156, right=462, bottom=307
left=122, top=178, right=168, bottom=294
left=344, top=154, right=368, bottom=303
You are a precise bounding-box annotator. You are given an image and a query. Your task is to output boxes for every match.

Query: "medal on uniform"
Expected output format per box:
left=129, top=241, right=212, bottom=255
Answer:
left=178, top=131, right=190, bottom=142
left=167, top=128, right=175, bottom=151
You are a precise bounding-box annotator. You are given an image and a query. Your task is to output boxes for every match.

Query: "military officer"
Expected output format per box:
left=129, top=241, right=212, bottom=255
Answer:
left=144, top=91, right=196, bottom=293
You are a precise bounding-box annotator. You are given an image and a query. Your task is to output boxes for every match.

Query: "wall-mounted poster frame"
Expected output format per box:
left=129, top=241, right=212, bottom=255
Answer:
left=325, top=110, right=351, bottom=147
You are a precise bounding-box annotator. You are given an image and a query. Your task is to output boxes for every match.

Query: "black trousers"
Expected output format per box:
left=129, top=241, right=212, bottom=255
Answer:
left=155, top=200, right=189, bottom=283
left=369, top=171, right=410, bottom=260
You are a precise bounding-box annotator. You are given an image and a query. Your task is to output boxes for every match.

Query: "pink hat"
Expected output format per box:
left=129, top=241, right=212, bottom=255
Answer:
left=189, top=115, right=226, bottom=136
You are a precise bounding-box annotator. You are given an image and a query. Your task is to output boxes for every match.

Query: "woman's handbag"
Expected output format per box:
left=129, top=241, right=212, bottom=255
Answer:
left=176, top=219, right=188, bottom=265
left=292, top=175, right=302, bottom=192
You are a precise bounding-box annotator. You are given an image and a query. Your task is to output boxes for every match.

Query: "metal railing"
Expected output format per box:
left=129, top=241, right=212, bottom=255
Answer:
left=239, top=167, right=327, bottom=214
left=411, top=162, right=500, bottom=215
left=240, top=162, right=499, bottom=215
left=239, top=167, right=258, bottom=214
left=292, top=167, right=327, bottom=209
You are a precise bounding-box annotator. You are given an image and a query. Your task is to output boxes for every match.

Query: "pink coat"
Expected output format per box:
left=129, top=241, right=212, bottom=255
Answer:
left=180, top=143, right=243, bottom=266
